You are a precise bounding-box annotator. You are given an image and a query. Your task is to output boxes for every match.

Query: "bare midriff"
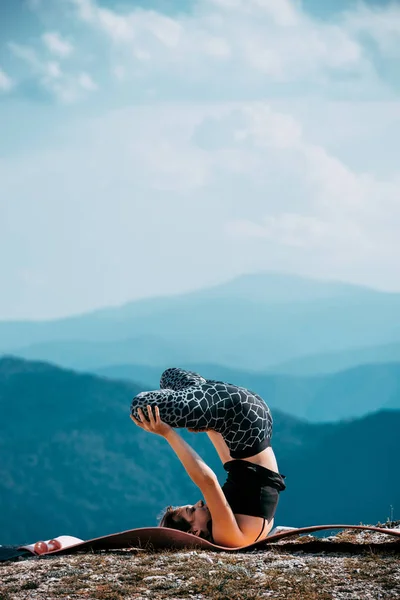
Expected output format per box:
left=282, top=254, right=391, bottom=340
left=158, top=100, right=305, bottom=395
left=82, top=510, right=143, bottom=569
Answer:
left=241, top=445, right=279, bottom=473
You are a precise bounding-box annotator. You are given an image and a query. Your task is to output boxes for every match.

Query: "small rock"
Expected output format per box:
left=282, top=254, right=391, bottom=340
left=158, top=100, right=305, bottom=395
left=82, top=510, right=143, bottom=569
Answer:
left=143, top=575, right=167, bottom=583
left=201, top=555, right=214, bottom=564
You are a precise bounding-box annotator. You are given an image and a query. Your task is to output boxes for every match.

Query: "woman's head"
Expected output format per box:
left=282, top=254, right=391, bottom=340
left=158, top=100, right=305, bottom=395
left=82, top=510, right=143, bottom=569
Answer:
left=158, top=499, right=212, bottom=541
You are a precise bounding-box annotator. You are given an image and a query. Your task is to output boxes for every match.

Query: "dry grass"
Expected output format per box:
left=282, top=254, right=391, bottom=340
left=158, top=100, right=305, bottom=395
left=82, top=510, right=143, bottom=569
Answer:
left=1, top=531, right=400, bottom=600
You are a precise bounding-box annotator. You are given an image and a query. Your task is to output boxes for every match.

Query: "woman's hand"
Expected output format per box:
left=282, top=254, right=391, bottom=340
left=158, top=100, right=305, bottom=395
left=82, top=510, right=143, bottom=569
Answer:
left=130, top=405, right=172, bottom=438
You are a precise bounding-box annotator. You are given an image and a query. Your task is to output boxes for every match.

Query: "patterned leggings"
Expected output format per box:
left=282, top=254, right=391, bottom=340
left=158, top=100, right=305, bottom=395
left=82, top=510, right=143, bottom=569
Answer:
left=130, top=368, right=273, bottom=459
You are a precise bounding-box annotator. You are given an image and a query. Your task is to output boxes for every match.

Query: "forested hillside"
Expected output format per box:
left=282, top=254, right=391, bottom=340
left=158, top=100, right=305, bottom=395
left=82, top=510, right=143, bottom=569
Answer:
left=1, top=357, right=398, bottom=545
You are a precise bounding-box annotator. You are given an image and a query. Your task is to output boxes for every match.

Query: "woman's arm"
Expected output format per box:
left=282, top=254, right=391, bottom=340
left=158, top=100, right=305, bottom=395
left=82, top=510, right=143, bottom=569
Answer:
left=187, top=427, right=232, bottom=464
left=164, top=428, right=216, bottom=486
left=164, top=429, right=247, bottom=546
left=206, top=431, right=232, bottom=464
left=131, top=407, right=247, bottom=547
left=164, top=429, right=248, bottom=548
left=131, top=406, right=215, bottom=486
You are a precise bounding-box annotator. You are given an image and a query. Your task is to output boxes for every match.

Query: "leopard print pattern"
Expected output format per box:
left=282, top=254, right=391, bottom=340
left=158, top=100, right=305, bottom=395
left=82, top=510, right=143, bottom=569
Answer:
left=131, top=368, right=272, bottom=459
left=160, top=368, right=207, bottom=391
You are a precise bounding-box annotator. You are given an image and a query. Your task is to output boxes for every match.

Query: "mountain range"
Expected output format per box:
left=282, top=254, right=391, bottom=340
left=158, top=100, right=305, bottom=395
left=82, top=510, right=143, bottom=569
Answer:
left=1, top=273, right=400, bottom=373
left=272, top=342, right=400, bottom=376
left=1, top=357, right=398, bottom=545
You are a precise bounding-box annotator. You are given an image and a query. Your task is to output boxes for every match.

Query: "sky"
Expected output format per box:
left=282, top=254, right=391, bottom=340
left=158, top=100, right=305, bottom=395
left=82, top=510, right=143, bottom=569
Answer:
left=1, top=0, right=400, bottom=320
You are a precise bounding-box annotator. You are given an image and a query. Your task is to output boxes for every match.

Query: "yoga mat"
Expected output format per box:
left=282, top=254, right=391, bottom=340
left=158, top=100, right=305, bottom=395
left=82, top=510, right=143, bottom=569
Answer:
left=15, top=524, right=400, bottom=557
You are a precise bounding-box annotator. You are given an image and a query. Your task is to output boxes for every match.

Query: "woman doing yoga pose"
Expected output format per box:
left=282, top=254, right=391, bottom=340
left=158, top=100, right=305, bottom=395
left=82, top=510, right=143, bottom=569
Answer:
left=130, top=368, right=286, bottom=548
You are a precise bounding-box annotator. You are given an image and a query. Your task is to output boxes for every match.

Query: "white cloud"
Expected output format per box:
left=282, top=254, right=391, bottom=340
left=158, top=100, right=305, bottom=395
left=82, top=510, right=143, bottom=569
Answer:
left=134, top=49, right=151, bottom=61
left=226, top=213, right=365, bottom=250
left=207, top=0, right=299, bottom=27
left=345, top=3, right=400, bottom=58
left=70, top=0, right=134, bottom=42
left=2, top=99, right=400, bottom=319
left=113, top=65, right=126, bottom=81
left=67, top=0, right=368, bottom=85
left=0, top=68, right=13, bottom=92
left=9, top=39, right=97, bottom=103
left=96, top=7, right=135, bottom=42
left=42, top=32, right=74, bottom=58
left=78, top=72, right=98, bottom=91
left=8, top=42, right=40, bottom=68
left=1, top=0, right=400, bottom=317
left=221, top=102, right=400, bottom=266
left=46, top=61, right=62, bottom=78
left=10, top=0, right=399, bottom=108
left=70, top=0, right=94, bottom=22
left=71, top=0, right=183, bottom=48
left=237, top=104, right=302, bottom=149
left=203, top=37, right=231, bottom=59
left=142, top=12, right=183, bottom=48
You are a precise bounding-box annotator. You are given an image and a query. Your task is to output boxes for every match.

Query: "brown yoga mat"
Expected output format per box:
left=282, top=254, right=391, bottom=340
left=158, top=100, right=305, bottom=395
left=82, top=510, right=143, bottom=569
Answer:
left=20, top=524, right=400, bottom=555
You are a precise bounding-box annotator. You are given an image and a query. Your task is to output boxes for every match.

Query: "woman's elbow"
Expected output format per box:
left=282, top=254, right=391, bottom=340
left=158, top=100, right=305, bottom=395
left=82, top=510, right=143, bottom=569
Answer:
left=196, top=470, right=218, bottom=487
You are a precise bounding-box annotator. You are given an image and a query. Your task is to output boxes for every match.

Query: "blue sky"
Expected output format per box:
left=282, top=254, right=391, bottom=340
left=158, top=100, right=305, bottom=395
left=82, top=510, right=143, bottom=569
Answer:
left=1, top=0, right=400, bottom=319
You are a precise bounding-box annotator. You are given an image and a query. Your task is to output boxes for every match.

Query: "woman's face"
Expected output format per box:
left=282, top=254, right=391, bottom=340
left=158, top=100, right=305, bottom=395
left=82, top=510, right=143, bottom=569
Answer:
left=178, top=499, right=211, bottom=536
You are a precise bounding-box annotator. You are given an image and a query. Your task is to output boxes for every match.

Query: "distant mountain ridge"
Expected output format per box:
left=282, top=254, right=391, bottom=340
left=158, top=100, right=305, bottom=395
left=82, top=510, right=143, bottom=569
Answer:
left=1, top=357, right=399, bottom=544
left=271, top=342, right=400, bottom=375
left=161, top=272, right=380, bottom=304
left=1, top=272, right=400, bottom=372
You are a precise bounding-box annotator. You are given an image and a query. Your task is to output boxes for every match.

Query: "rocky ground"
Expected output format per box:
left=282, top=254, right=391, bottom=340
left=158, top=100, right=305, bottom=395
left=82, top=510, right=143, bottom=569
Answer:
left=1, top=527, right=399, bottom=600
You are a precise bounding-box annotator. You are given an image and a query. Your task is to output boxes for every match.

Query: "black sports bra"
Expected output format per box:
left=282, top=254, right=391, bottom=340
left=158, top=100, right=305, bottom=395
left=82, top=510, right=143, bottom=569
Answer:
left=221, top=460, right=286, bottom=521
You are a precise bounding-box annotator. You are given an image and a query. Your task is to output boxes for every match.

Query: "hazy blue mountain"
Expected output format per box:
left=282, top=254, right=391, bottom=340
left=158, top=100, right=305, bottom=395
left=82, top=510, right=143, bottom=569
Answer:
left=278, top=409, right=399, bottom=527
left=1, top=357, right=398, bottom=544
left=178, top=272, right=377, bottom=303
left=95, top=362, right=400, bottom=423
left=8, top=337, right=196, bottom=371
left=1, top=273, right=400, bottom=371
left=96, top=363, right=168, bottom=387
left=271, top=342, right=400, bottom=375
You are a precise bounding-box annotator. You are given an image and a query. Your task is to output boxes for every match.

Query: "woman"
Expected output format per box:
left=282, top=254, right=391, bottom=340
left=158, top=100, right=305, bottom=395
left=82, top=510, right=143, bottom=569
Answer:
left=130, top=368, right=286, bottom=548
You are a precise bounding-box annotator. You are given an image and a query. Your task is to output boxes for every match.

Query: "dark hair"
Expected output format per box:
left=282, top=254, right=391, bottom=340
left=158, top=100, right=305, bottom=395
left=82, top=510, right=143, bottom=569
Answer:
left=158, top=505, right=213, bottom=541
